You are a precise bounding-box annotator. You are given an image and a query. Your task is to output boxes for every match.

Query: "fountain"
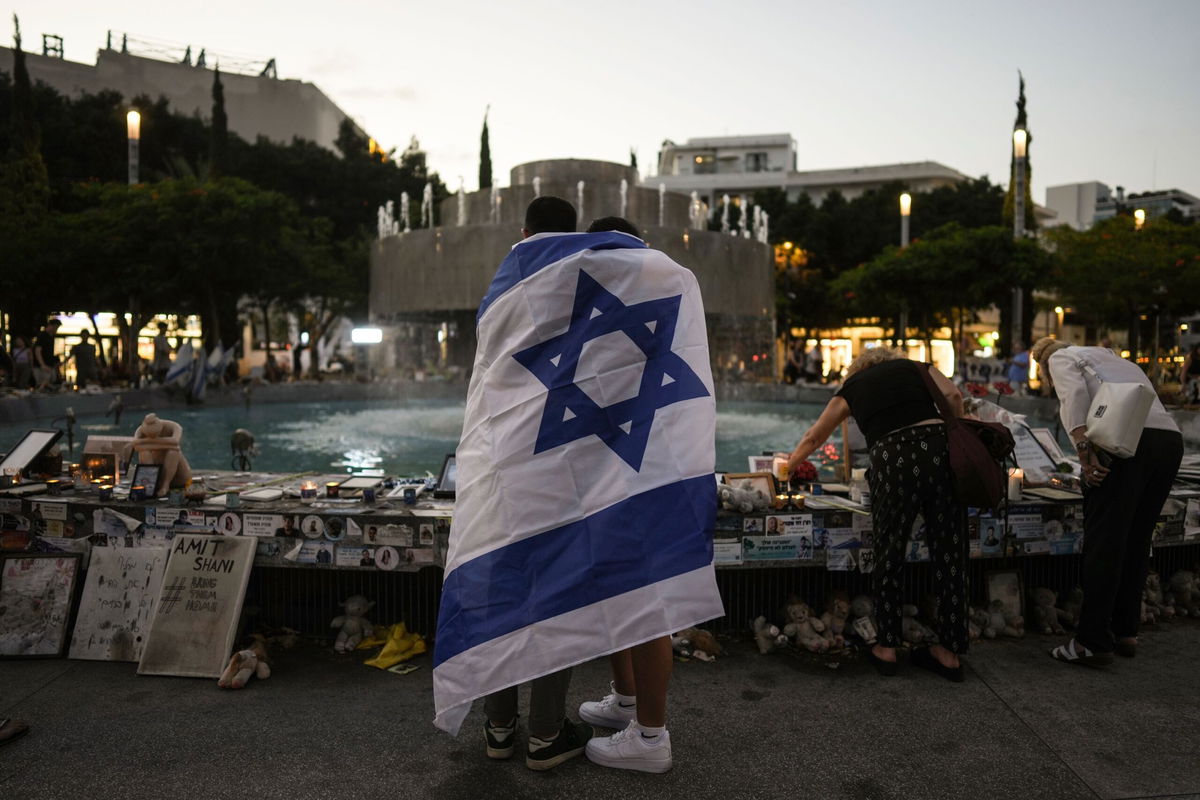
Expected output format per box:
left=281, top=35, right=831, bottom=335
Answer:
left=721, top=194, right=731, bottom=234
left=490, top=186, right=500, bottom=224
left=421, top=183, right=433, bottom=229
left=456, top=187, right=466, bottom=227
left=619, top=178, right=628, bottom=218
left=739, top=195, right=749, bottom=239
left=533, top=176, right=541, bottom=198
left=658, top=183, right=665, bottom=227
left=400, top=192, right=411, bottom=234
left=576, top=180, right=585, bottom=222
left=689, top=191, right=703, bottom=230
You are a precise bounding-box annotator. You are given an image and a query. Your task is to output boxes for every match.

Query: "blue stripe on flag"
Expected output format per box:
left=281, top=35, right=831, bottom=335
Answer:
left=477, top=232, right=647, bottom=323
left=434, top=473, right=715, bottom=667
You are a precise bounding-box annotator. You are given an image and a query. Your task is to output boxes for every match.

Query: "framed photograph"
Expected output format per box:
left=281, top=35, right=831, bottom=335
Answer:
left=0, top=553, right=82, bottom=658
left=0, top=429, right=62, bottom=478
left=722, top=472, right=777, bottom=501
left=131, top=463, right=163, bottom=495
left=985, top=569, right=1023, bottom=620
left=747, top=455, right=775, bottom=473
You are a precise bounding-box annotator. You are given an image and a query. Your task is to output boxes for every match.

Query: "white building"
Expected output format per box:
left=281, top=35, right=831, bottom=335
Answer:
left=1045, top=182, right=1199, bottom=229
left=656, top=134, right=969, bottom=206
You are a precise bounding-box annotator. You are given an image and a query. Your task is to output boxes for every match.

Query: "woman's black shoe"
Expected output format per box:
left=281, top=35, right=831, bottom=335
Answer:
left=864, top=646, right=898, bottom=677
left=911, top=647, right=965, bottom=682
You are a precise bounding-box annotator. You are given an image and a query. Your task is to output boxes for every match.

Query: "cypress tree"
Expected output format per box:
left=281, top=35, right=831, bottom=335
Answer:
left=0, top=14, right=50, bottom=220
left=479, top=106, right=492, bottom=190
left=209, top=65, right=228, bottom=178
left=630, top=148, right=638, bottom=169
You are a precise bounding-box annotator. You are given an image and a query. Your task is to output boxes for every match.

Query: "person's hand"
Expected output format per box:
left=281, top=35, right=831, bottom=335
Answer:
left=1078, top=444, right=1110, bottom=486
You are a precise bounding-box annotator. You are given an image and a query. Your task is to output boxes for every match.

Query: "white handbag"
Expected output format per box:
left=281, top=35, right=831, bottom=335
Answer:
left=1081, top=363, right=1154, bottom=458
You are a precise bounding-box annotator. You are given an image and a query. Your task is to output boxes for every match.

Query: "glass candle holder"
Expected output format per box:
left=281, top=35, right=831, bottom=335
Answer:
left=130, top=485, right=147, bottom=502
left=98, top=484, right=114, bottom=501
left=300, top=482, right=318, bottom=502
left=325, top=482, right=340, bottom=498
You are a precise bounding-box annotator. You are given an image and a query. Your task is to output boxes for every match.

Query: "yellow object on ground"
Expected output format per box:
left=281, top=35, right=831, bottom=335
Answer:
left=363, top=622, right=427, bottom=669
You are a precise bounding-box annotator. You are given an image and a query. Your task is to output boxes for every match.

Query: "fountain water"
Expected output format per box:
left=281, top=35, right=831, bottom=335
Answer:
left=739, top=195, right=749, bottom=238
left=490, top=186, right=500, bottom=224
left=689, top=191, right=703, bottom=230
left=456, top=187, right=466, bottom=227
left=400, top=192, right=411, bottom=233
left=421, top=183, right=434, bottom=228
left=619, top=178, right=628, bottom=218
left=377, top=200, right=399, bottom=240
left=533, top=176, right=541, bottom=198
left=658, top=183, right=665, bottom=227
left=576, top=180, right=585, bottom=221
left=721, top=194, right=731, bottom=234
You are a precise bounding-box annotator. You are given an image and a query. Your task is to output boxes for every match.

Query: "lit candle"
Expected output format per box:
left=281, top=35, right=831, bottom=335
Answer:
left=46, top=479, right=63, bottom=495
left=775, top=493, right=789, bottom=510
left=98, top=484, right=114, bottom=501
left=90, top=478, right=105, bottom=492
left=325, top=482, right=341, bottom=498
left=1007, top=468, right=1024, bottom=502
left=300, top=481, right=318, bottom=502
left=130, top=485, right=147, bottom=502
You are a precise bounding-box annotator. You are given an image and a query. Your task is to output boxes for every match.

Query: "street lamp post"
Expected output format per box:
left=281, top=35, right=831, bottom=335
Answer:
left=126, top=110, right=141, bottom=185
left=1011, top=129, right=1027, bottom=351
left=1134, top=208, right=1146, bottom=231
left=898, top=193, right=912, bottom=349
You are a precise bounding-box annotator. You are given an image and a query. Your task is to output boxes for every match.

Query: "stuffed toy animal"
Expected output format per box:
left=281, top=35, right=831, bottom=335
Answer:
left=676, top=627, right=722, bottom=659
left=1028, top=588, right=1070, bottom=635
left=969, top=606, right=993, bottom=640
left=1167, top=570, right=1200, bottom=617
left=988, top=600, right=1024, bottom=638
left=847, top=594, right=879, bottom=644
left=782, top=598, right=828, bottom=653
left=1143, top=572, right=1172, bottom=622
left=331, top=594, right=375, bottom=653
left=718, top=482, right=772, bottom=514
left=752, top=616, right=788, bottom=654
left=218, top=634, right=270, bottom=689
left=1060, top=587, right=1085, bottom=628
left=820, top=591, right=851, bottom=648
left=901, top=604, right=936, bottom=644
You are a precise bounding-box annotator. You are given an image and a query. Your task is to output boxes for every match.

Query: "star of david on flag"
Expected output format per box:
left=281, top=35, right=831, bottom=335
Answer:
left=513, top=270, right=709, bottom=471
left=433, top=231, right=724, bottom=736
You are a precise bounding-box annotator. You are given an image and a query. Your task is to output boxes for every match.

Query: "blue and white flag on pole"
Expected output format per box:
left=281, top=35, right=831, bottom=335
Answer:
left=433, top=231, right=723, bottom=735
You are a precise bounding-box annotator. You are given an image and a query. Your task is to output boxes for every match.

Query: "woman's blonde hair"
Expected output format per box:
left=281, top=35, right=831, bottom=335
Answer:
left=1030, top=336, right=1069, bottom=368
left=845, top=346, right=906, bottom=378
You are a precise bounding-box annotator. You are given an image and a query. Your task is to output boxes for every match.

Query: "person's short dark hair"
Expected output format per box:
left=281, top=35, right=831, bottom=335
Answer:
left=157, top=322, right=168, bottom=332
left=46, top=319, right=61, bottom=328
left=587, top=216, right=641, bottom=238
left=524, top=196, right=576, bottom=234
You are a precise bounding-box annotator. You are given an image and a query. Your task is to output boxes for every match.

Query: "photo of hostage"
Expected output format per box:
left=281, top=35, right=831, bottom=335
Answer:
left=121, top=413, right=193, bottom=497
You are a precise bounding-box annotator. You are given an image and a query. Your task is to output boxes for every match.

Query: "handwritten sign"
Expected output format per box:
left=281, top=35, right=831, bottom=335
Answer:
left=0, top=554, right=81, bottom=658
left=137, top=534, right=255, bottom=678
left=69, top=546, right=167, bottom=662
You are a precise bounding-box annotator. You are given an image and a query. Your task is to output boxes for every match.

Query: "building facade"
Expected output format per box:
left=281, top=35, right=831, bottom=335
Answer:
left=656, top=134, right=970, bottom=206
left=1045, top=181, right=1199, bottom=229
left=0, top=40, right=360, bottom=152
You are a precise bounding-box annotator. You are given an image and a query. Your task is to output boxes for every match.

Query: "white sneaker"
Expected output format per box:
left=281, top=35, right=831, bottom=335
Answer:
left=585, top=721, right=672, bottom=773
left=578, top=682, right=637, bottom=729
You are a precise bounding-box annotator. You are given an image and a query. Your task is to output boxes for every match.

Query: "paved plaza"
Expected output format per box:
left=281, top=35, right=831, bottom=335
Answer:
left=2, top=621, right=1198, bottom=800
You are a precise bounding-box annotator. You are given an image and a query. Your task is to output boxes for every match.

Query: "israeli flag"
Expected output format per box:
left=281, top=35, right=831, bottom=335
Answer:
left=164, top=341, right=193, bottom=386
left=433, top=231, right=723, bottom=735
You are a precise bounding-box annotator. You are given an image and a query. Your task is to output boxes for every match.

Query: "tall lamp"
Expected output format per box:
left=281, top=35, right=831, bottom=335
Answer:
left=1011, top=129, right=1027, bottom=350
left=127, top=110, right=141, bottom=185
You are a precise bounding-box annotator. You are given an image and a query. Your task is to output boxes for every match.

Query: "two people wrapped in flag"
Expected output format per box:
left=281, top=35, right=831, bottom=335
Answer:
left=433, top=198, right=724, bottom=774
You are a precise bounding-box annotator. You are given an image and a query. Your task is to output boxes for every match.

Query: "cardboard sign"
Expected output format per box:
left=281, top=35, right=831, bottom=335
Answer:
left=137, top=534, right=255, bottom=678
left=69, top=546, right=168, bottom=662
left=0, top=554, right=81, bottom=657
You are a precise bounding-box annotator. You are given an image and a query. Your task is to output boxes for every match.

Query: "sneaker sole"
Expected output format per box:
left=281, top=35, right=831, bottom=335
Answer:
left=578, top=708, right=635, bottom=729
left=486, top=744, right=514, bottom=760
left=525, top=745, right=586, bottom=771
left=585, top=747, right=672, bottom=774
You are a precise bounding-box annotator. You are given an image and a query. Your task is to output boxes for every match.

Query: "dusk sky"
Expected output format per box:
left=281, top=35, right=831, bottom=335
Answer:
left=11, top=0, right=1200, bottom=204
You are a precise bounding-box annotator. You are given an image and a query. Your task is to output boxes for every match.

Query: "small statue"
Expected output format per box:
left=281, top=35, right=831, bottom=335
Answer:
left=331, top=595, right=375, bottom=653
left=122, top=413, right=192, bottom=497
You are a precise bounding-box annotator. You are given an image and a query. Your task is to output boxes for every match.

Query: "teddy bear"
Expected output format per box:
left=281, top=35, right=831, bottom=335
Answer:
left=331, top=594, right=375, bottom=653
left=676, top=627, right=722, bottom=660
left=1028, top=588, right=1070, bottom=635
left=1166, top=570, right=1200, bottom=617
left=782, top=598, right=829, bottom=653
left=988, top=599, right=1024, bottom=638
left=1143, top=572, right=1172, bottom=622
left=718, top=481, right=771, bottom=514
left=969, top=606, right=993, bottom=640
left=901, top=604, right=936, bottom=644
left=752, top=616, right=788, bottom=654
left=820, top=591, right=851, bottom=648
left=1060, top=587, right=1085, bottom=628
left=847, top=594, right=879, bottom=644
left=218, top=634, right=270, bottom=689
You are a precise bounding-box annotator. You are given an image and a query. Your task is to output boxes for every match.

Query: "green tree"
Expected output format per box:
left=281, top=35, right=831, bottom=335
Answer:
left=479, top=107, right=492, bottom=190
left=209, top=67, right=228, bottom=178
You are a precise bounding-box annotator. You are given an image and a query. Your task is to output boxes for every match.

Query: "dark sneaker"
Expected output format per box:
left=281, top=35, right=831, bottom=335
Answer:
left=525, top=719, right=593, bottom=771
left=484, top=719, right=515, bottom=759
